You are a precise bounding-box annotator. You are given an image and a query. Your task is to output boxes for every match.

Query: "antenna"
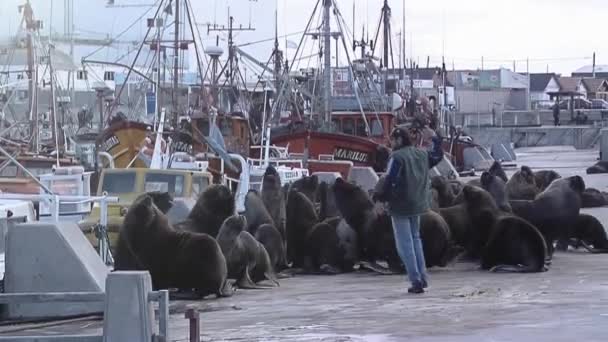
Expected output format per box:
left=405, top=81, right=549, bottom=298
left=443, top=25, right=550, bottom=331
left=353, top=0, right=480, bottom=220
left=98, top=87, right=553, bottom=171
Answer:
left=207, top=8, right=255, bottom=109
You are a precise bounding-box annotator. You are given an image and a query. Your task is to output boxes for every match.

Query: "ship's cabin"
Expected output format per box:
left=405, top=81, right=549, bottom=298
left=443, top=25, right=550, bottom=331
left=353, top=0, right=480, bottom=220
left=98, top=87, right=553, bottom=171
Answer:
left=309, top=111, right=394, bottom=143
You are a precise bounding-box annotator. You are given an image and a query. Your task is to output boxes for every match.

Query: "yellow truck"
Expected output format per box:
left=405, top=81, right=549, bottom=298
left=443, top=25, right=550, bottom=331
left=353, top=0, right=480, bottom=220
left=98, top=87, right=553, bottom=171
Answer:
left=79, top=167, right=213, bottom=249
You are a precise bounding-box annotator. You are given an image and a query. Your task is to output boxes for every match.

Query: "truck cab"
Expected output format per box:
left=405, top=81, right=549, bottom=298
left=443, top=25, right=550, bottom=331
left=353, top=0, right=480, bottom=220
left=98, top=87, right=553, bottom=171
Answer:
left=79, top=168, right=213, bottom=247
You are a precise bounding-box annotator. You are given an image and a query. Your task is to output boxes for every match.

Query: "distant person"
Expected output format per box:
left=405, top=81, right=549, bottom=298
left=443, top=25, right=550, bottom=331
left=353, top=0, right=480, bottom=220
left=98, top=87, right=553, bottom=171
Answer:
left=553, top=103, right=560, bottom=126
left=376, top=127, right=444, bottom=294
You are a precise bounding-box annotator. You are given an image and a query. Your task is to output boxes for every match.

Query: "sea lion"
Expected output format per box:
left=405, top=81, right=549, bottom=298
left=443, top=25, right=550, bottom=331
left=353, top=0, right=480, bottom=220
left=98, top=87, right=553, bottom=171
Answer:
left=305, top=216, right=359, bottom=274
left=581, top=188, right=608, bottom=208
left=216, top=215, right=278, bottom=289
left=286, top=189, right=319, bottom=268
left=176, top=185, right=235, bottom=237
left=319, top=181, right=340, bottom=221
left=488, top=160, right=508, bottom=183
left=430, top=188, right=440, bottom=211
left=114, top=191, right=174, bottom=271
left=565, top=213, right=608, bottom=253
left=334, top=177, right=380, bottom=260
left=534, top=170, right=561, bottom=192
left=254, top=223, right=287, bottom=270
left=243, top=190, right=274, bottom=236
left=261, top=166, right=287, bottom=240
left=116, top=193, right=232, bottom=297
left=510, top=176, right=585, bottom=257
left=431, top=176, right=458, bottom=208
left=438, top=185, right=501, bottom=259
left=344, top=177, right=456, bottom=270
left=146, top=191, right=174, bottom=214
left=586, top=160, right=608, bottom=174
left=506, top=166, right=538, bottom=200
left=290, top=175, right=320, bottom=204
left=456, top=172, right=511, bottom=212
left=480, top=215, right=548, bottom=273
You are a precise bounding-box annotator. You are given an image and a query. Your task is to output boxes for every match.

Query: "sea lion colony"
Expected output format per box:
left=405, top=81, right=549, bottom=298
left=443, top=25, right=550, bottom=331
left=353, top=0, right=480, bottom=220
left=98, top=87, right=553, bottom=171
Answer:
left=114, top=162, right=608, bottom=299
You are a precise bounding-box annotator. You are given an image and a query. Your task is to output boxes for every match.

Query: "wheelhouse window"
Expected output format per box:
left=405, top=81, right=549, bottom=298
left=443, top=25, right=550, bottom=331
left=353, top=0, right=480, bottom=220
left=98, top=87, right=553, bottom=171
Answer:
left=196, top=119, right=210, bottom=136
left=144, top=172, right=185, bottom=196
left=370, top=119, right=384, bottom=137
left=342, top=118, right=354, bottom=135
left=101, top=172, right=136, bottom=194
left=356, top=119, right=367, bottom=136
left=332, top=118, right=341, bottom=132
left=220, top=118, right=233, bottom=136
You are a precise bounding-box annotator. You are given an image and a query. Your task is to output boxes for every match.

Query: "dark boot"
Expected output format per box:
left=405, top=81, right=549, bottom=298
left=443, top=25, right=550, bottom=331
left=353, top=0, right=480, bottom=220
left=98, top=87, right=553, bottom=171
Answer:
left=408, top=281, right=425, bottom=294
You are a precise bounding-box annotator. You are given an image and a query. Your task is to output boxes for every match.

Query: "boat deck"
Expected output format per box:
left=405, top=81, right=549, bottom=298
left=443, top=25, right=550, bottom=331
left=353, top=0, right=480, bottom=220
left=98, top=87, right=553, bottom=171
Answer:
left=1, top=146, right=607, bottom=341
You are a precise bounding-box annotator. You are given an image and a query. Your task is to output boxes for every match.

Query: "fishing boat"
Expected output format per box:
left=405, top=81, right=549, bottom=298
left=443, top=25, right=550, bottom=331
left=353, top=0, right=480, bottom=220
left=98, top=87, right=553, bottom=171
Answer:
left=264, top=0, right=491, bottom=175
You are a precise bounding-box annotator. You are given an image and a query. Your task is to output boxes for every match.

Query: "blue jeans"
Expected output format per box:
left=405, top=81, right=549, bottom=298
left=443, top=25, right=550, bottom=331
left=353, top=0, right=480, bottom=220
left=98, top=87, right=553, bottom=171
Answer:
left=391, top=215, right=427, bottom=286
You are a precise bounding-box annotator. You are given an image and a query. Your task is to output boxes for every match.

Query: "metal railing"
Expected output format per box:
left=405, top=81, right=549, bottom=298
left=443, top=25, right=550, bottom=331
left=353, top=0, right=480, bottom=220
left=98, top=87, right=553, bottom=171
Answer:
left=0, top=290, right=169, bottom=342
left=0, top=194, right=119, bottom=265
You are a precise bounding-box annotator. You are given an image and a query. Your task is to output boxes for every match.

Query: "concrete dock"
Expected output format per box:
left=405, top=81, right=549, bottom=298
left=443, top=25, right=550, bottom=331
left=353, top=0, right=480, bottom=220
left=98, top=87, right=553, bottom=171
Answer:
left=1, top=146, right=607, bottom=342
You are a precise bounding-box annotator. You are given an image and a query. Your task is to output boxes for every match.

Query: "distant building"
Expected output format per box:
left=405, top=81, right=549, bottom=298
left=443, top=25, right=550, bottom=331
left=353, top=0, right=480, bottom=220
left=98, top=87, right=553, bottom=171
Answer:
left=572, top=65, right=608, bottom=78
left=529, top=73, right=560, bottom=109
left=580, top=78, right=608, bottom=100
left=447, top=68, right=529, bottom=113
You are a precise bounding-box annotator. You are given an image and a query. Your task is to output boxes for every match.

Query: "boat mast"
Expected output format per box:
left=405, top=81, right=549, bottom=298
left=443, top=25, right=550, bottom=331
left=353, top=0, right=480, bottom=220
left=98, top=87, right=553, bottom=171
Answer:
left=22, top=1, right=39, bottom=152
left=49, top=43, right=60, bottom=166
left=382, top=0, right=391, bottom=68
left=273, top=10, right=282, bottom=105
left=322, top=0, right=332, bottom=124
left=155, top=15, right=163, bottom=126
left=173, top=0, right=180, bottom=125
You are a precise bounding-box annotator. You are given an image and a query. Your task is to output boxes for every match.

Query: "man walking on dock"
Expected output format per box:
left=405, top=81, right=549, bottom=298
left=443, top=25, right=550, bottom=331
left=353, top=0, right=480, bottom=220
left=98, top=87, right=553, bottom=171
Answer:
left=379, top=127, right=443, bottom=294
left=553, top=104, right=561, bottom=126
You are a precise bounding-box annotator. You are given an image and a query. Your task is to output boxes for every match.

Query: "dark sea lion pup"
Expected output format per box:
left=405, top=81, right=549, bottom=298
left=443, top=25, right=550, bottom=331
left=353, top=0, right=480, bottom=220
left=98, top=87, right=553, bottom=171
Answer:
left=506, top=165, right=538, bottom=200
left=261, top=165, right=287, bottom=240
left=488, top=160, right=508, bottom=183
left=286, top=189, right=319, bottom=268
left=580, top=188, right=608, bottom=208
left=115, top=191, right=173, bottom=270
left=217, top=215, right=279, bottom=289
left=243, top=190, right=274, bottom=235
left=567, top=214, right=608, bottom=253
left=534, top=170, right=561, bottom=192
left=510, top=175, right=585, bottom=257
left=481, top=215, right=548, bottom=273
left=586, top=160, right=608, bottom=174
left=290, top=175, right=320, bottom=203
left=255, top=223, right=287, bottom=270
left=116, top=193, right=233, bottom=298
left=176, top=184, right=235, bottom=237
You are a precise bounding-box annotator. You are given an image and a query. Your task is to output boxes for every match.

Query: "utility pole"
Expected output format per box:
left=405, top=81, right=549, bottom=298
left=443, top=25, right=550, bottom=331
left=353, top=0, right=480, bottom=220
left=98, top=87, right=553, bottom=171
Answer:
left=526, top=57, right=530, bottom=111
left=593, top=52, right=596, bottom=78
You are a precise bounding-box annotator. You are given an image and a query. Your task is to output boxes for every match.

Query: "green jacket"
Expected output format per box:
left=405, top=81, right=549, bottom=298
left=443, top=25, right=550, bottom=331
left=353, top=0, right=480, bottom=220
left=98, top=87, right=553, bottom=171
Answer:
left=385, top=146, right=432, bottom=217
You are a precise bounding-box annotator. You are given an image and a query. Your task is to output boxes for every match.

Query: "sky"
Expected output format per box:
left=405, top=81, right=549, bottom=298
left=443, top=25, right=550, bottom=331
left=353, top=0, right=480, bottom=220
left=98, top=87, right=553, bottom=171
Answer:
left=0, top=0, right=604, bottom=75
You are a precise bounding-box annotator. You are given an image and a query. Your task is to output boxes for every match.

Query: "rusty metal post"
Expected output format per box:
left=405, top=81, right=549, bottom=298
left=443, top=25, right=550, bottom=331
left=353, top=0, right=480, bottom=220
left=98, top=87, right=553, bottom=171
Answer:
left=185, top=308, right=200, bottom=342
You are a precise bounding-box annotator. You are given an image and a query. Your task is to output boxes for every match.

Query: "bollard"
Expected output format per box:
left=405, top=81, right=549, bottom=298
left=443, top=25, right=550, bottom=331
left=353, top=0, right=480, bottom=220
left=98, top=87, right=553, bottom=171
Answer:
left=185, top=308, right=200, bottom=342
left=103, top=272, right=154, bottom=342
